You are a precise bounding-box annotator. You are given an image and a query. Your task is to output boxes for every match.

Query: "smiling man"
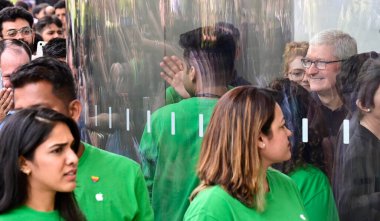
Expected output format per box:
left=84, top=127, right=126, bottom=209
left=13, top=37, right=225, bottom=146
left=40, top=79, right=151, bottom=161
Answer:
left=302, top=29, right=357, bottom=179
left=303, top=30, right=357, bottom=134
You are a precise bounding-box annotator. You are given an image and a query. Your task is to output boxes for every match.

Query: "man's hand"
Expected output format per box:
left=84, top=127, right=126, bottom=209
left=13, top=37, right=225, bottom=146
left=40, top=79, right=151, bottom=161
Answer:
left=0, top=88, right=13, bottom=121
left=160, top=56, right=190, bottom=99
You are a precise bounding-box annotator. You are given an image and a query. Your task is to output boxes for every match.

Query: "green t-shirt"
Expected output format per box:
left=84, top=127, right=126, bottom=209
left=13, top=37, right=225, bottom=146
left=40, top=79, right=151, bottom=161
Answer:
left=139, top=97, right=219, bottom=221
left=165, top=86, right=234, bottom=105
left=184, top=168, right=309, bottom=221
left=75, top=143, right=153, bottom=221
left=0, top=206, right=61, bottom=221
left=289, top=164, right=339, bottom=221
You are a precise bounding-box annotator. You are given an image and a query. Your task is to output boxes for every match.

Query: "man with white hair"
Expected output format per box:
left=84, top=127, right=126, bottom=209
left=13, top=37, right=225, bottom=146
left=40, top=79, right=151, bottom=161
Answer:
left=302, top=29, right=357, bottom=179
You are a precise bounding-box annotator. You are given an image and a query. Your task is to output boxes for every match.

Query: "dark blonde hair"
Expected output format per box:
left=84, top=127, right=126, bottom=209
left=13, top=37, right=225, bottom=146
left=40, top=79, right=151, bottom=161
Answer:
left=282, top=41, right=309, bottom=76
left=190, top=86, right=276, bottom=211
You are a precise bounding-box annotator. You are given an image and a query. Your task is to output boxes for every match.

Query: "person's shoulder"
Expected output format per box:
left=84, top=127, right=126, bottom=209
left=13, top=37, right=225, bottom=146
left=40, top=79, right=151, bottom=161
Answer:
left=185, top=186, right=235, bottom=220
left=267, top=167, right=292, bottom=181
left=83, top=142, right=140, bottom=168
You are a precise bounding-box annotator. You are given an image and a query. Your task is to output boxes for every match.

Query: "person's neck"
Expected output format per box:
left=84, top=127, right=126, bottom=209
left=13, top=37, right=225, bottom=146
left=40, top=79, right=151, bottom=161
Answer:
left=360, top=116, right=380, bottom=140
left=194, top=86, right=228, bottom=99
left=25, top=189, right=55, bottom=212
left=317, top=89, right=342, bottom=111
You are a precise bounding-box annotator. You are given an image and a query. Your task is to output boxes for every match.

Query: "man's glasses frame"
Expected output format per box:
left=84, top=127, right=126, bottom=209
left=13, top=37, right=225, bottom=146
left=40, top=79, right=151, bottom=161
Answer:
left=301, top=58, right=345, bottom=70
left=5, top=27, right=33, bottom=38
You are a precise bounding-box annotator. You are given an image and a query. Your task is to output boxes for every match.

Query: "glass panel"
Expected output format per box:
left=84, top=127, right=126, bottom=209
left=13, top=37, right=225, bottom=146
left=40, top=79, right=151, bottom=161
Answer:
left=67, top=0, right=379, bottom=219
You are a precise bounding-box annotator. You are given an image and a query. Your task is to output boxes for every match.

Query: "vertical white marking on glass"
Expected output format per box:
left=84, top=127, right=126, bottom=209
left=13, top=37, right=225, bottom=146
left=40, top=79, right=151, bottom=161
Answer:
left=302, top=118, right=308, bottom=142
left=108, top=107, right=112, bottom=129
left=94, top=105, right=98, bottom=127
left=126, top=108, right=130, bottom=131
left=199, top=114, right=204, bottom=137
left=147, top=110, right=151, bottom=133
left=343, top=119, right=349, bottom=144
left=171, top=112, right=175, bottom=135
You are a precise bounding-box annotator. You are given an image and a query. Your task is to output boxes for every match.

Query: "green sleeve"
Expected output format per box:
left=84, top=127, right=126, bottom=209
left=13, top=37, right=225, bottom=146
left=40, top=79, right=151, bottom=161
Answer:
left=134, top=167, right=154, bottom=221
left=139, top=127, right=158, bottom=198
left=304, top=188, right=339, bottom=221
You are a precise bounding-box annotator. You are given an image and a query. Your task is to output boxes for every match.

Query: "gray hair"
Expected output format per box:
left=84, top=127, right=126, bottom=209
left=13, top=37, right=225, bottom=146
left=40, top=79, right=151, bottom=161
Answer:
left=309, top=29, right=357, bottom=60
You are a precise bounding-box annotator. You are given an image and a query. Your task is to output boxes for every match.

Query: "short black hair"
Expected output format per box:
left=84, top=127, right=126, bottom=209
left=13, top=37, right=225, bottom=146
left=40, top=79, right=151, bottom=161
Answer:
left=35, top=15, right=62, bottom=34
left=15, top=1, right=28, bottom=11
left=43, top=37, right=66, bottom=59
left=0, top=1, right=13, bottom=11
left=11, top=57, right=77, bottom=105
left=0, top=6, right=33, bottom=36
left=32, top=3, right=48, bottom=18
left=54, top=0, right=65, bottom=9
left=179, top=25, right=236, bottom=86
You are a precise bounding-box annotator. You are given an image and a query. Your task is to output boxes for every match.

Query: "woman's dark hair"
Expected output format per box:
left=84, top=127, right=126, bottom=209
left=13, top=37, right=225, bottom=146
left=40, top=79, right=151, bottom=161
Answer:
left=0, top=107, right=85, bottom=221
left=336, top=52, right=379, bottom=116
left=356, top=56, right=380, bottom=112
left=269, top=78, right=327, bottom=174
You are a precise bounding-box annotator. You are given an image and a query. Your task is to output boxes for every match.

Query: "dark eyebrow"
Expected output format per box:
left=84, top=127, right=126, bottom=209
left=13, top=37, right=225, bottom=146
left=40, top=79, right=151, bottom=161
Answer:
left=48, top=142, right=69, bottom=150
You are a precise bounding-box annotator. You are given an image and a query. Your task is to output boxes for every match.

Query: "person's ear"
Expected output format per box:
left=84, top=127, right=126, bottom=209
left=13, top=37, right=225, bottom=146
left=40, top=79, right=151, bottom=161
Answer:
left=257, top=133, right=267, bottom=149
left=189, top=66, right=196, bottom=82
left=356, top=99, right=371, bottom=113
left=19, top=156, right=31, bottom=175
left=68, top=99, right=82, bottom=122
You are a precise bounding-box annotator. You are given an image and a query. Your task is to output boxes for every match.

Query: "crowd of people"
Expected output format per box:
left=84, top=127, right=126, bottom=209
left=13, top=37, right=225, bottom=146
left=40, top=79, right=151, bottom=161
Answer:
left=0, top=1, right=378, bottom=221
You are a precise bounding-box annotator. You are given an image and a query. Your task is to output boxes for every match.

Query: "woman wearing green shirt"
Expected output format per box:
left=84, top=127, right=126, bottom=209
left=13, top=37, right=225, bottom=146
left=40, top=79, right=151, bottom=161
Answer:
left=184, top=86, right=308, bottom=221
left=270, top=79, right=339, bottom=221
left=0, top=108, right=86, bottom=221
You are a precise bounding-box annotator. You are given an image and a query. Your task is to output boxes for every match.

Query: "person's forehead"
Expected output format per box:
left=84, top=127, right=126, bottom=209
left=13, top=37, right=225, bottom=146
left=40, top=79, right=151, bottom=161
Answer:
left=55, top=8, right=66, bottom=14
left=43, top=24, right=60, bottom=31
left=306, top=44, right=335, bottom=59
left=14, top=82, right=63, bottom=108
left=2, top=19, right=30, bottom=30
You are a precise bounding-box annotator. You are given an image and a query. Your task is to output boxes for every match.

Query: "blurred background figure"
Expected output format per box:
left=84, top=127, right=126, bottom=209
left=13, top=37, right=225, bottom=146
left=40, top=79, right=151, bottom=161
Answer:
left=0, top=0, right=13, bottom=11
left=185, top=86, right=306, bottom=221
left=0, top=108, right=85, bottom=221
left=15, top=1, right=31, bottom=13
left=32, top=3, right=48, bottom=21
left=43, top=37, right=66, bottom=61
left=35, top=15, right=63, bottom=42
left=282, top=41, right=310, bottom=91
left=0, top=39, right=31, bottom=123
left=54, top=0, right=66, bottom=37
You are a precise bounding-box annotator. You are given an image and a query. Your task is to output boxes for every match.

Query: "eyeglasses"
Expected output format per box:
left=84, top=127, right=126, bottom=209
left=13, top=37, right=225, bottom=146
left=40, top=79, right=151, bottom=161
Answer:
left=5, top=27, right=33, bottom=38
left=301, top=58, right=345, bottom=70
left=288, top=70, right=305, bottom=81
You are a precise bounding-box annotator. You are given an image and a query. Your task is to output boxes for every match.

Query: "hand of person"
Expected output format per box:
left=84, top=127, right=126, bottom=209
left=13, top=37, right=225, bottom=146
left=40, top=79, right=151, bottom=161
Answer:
left=0, top=88, right=13, bottom=121
left=160, top=56, right=190, bottom=99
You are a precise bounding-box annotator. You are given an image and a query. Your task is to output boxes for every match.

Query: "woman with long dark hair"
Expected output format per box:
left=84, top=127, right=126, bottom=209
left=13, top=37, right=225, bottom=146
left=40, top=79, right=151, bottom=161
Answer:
left=0, top=108, right=86, bottom=221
